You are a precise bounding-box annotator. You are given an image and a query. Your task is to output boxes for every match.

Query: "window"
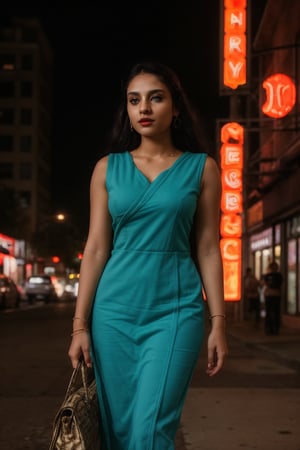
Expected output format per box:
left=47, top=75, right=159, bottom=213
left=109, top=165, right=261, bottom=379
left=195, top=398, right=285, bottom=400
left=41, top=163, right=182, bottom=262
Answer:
left=0, top=54, right=16, bottom=70
left=22, top=27, right=37, bottom=43
left=20, top=109, right=32, bottom=125
left=21, top=54, right=33, bottom=70
left=0, top=135, right=13, bottom=152
left=0, top=108, right=14, bottom=125
left=0, top=29, right=15, bottom=42
left=40, top=110, right=50, bottom=136
left=262, top=248, right=272, bottom=274
left=0, top=163, right=13, bottom=179
left=287, top=240, right=297, bottom=314
left=20, top=135, right=32, bottom=152
left=0, top=81, right=15, bottom=98
left=19, top=163, right=32, bottom=180
left=298, top=238, right=300, bottom=313
left=19, top=190, right=31, bottom=207
left=20, top=81, right=33, bottom=98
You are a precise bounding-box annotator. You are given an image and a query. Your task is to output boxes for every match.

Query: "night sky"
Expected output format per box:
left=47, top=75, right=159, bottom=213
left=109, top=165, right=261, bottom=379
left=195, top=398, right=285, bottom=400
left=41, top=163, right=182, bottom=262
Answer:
left=2, top=1, right=267, bottom=235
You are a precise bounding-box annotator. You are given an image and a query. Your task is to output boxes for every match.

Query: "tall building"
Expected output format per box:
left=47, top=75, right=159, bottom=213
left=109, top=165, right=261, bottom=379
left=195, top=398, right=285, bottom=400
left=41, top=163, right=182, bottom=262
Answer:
left=0, top=17, right=53, bottom=241
left=246, top=0, right=300, bottom=327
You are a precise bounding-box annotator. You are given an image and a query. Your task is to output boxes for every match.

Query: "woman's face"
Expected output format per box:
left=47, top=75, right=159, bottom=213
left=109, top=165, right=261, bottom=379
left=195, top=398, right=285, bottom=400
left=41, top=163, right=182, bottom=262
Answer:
left=126, top=72, right=177, bottom=138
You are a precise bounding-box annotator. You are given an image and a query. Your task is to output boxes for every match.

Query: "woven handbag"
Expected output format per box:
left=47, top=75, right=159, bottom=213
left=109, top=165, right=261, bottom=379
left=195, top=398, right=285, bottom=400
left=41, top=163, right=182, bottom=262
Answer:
left=49, top=358, right=102, bottom=450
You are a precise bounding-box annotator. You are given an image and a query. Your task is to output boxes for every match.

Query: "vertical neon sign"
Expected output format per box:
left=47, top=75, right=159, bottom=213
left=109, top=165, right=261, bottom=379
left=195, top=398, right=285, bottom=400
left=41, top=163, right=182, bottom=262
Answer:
left=220, top=0, right=247, bottom=300
left=220, top=123, right=243, bottom=300
left=223, top=0, right=247, bottom=90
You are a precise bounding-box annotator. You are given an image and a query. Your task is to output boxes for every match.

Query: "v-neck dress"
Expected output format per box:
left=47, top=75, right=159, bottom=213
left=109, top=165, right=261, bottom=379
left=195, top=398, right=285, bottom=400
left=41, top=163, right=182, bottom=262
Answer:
left=90, top=150, right=207, bottom=450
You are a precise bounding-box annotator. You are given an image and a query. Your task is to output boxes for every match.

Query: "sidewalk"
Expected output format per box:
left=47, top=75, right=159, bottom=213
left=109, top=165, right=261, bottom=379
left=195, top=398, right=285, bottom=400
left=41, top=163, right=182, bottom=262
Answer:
left=178, top=320, right=300, bottom=450
left=227, top=319, right=300, bottom=366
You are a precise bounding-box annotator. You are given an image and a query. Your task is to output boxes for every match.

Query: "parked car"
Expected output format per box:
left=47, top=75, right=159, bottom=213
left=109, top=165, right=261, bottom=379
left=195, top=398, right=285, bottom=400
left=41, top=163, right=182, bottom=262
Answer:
left=24, top=275, right=58, bottom=303
left=0, top=274, right=21, bottom=309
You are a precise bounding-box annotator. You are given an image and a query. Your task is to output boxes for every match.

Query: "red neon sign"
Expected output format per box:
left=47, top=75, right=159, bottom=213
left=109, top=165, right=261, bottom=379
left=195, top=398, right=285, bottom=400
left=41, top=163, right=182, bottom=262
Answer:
left=223, top=0, right=247, bottom=90
left=262, top=73, right=296, bottom=118
left=220, top=122, right=243, bottom=301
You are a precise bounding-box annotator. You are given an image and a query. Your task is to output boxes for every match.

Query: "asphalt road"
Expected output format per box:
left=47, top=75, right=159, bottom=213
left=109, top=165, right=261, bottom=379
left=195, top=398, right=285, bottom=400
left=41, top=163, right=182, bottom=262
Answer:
left=0, top=301, right=299, bottom=450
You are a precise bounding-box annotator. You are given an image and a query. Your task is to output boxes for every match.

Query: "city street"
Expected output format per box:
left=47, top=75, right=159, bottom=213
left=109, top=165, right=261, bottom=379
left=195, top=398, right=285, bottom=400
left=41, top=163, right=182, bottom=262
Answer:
left=0, top=301, right=299, bottom=450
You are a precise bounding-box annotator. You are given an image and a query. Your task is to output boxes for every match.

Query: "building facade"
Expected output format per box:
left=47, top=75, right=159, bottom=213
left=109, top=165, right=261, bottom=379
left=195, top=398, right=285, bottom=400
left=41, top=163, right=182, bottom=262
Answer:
left=0, top=17, right=54, bottom=281
left=245, top=0, right=300, bottom=328
left=0, top=17, right=53, bottom=241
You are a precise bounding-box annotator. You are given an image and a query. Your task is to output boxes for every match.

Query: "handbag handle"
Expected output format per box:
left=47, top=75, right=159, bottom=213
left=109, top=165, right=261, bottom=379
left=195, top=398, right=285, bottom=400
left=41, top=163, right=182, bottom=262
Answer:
left=64, top=357, right=94, bottom=403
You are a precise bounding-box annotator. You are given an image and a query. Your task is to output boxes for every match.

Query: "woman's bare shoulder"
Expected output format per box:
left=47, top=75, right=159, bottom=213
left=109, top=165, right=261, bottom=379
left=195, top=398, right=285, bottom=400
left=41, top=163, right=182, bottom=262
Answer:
left=95, top=154, right=109, bottom=170
left=91, top=155, right=109, bottom=184
left=204, top=155, right=220, bottom=172
left=202, top=155, right=221, bottom=186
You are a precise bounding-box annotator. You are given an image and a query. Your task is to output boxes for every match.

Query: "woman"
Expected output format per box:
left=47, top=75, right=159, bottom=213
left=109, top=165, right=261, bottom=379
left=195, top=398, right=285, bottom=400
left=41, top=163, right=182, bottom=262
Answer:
left=68, top=61, right=228, bottom=450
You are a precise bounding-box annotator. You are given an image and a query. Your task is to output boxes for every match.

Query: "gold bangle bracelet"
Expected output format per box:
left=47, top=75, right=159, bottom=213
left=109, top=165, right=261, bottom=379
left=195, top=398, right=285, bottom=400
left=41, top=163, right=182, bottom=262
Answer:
left=71, top=328, right=88, bottom=336
left=209, top=314, right=226, bottom=320
left=73, top=316, right=88, bottom=322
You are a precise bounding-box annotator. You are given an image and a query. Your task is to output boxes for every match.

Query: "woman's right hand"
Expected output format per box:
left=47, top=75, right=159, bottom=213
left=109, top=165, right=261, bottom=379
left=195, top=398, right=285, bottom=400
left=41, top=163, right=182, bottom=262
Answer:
left=68, top=331, right=93, bottom=368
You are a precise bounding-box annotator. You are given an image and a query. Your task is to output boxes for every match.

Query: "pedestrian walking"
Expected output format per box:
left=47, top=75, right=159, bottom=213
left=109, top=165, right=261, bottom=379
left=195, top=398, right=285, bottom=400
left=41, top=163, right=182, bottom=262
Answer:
left=263, top=261, right=283, bottom=335
left=68, top=60, right=228, bottom=450
left=244, top=267, right=261, bottom=327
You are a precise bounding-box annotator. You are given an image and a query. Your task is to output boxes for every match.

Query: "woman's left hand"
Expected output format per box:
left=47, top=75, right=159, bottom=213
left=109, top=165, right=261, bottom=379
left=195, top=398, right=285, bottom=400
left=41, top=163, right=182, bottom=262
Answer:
left=206, top=327, right=228, bottom=376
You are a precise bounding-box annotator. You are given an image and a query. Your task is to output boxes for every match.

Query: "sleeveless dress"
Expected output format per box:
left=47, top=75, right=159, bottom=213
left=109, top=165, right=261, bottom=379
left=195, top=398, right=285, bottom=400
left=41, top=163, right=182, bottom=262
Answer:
left=91, top=150, right=207, bottom=450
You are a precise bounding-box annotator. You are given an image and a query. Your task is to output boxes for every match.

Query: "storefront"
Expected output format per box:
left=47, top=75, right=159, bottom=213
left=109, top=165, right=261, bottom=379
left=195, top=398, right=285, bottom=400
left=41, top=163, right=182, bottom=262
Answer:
left=0, top=233, right=26, bottom=284
left=248, top=215, right=300, bottom=325
left=286, top=216, right=300, bottom=316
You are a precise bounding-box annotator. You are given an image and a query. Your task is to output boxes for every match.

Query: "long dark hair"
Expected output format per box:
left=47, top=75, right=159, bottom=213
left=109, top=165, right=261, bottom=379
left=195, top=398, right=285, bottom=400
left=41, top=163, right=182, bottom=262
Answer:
left=105, top=61, right=208, bottom=154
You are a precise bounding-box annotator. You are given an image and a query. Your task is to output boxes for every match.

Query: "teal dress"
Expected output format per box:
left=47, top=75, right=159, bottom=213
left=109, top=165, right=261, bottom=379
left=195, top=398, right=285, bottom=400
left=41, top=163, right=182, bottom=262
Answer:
left=91, top=151, right=207, bottom=450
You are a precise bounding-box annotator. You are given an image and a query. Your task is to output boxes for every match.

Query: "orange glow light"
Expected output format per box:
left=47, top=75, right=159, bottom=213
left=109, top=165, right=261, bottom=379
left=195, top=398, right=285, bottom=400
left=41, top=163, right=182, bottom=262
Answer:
left=220, top=214, right=242, bottom=238
left=220, top=143, right=243, bottom=169
left=221, top=122, right=244, bottom=144
left=262, top=73, right=296, bottom=118
left=220, top=238, right=241, bottom=261
left=224, top=34, right=246, bottom=59
left=223, top=0, right=247, bottom=90
left=219, top=122, right=244, bottom=301
left=222, top=259, right=241, bottom=301
left=225, top=0, right=246, bottom=7
left=224, top=9, right=246, bottom=33
left=221, top=191, right=243, bottom=213
left=224, top=59, right=246, bottom=89
left=222, top=169, right=243, bottom=190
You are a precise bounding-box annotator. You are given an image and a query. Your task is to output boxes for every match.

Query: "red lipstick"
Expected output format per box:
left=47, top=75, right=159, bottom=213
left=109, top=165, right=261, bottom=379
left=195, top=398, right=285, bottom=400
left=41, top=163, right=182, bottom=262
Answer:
left=138, top=119, right=154, bottom=126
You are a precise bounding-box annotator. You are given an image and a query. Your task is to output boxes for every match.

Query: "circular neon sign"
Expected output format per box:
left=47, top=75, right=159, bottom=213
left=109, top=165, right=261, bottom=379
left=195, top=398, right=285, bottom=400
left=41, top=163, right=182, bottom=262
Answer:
left=262, top=73, right=296, bottom=118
